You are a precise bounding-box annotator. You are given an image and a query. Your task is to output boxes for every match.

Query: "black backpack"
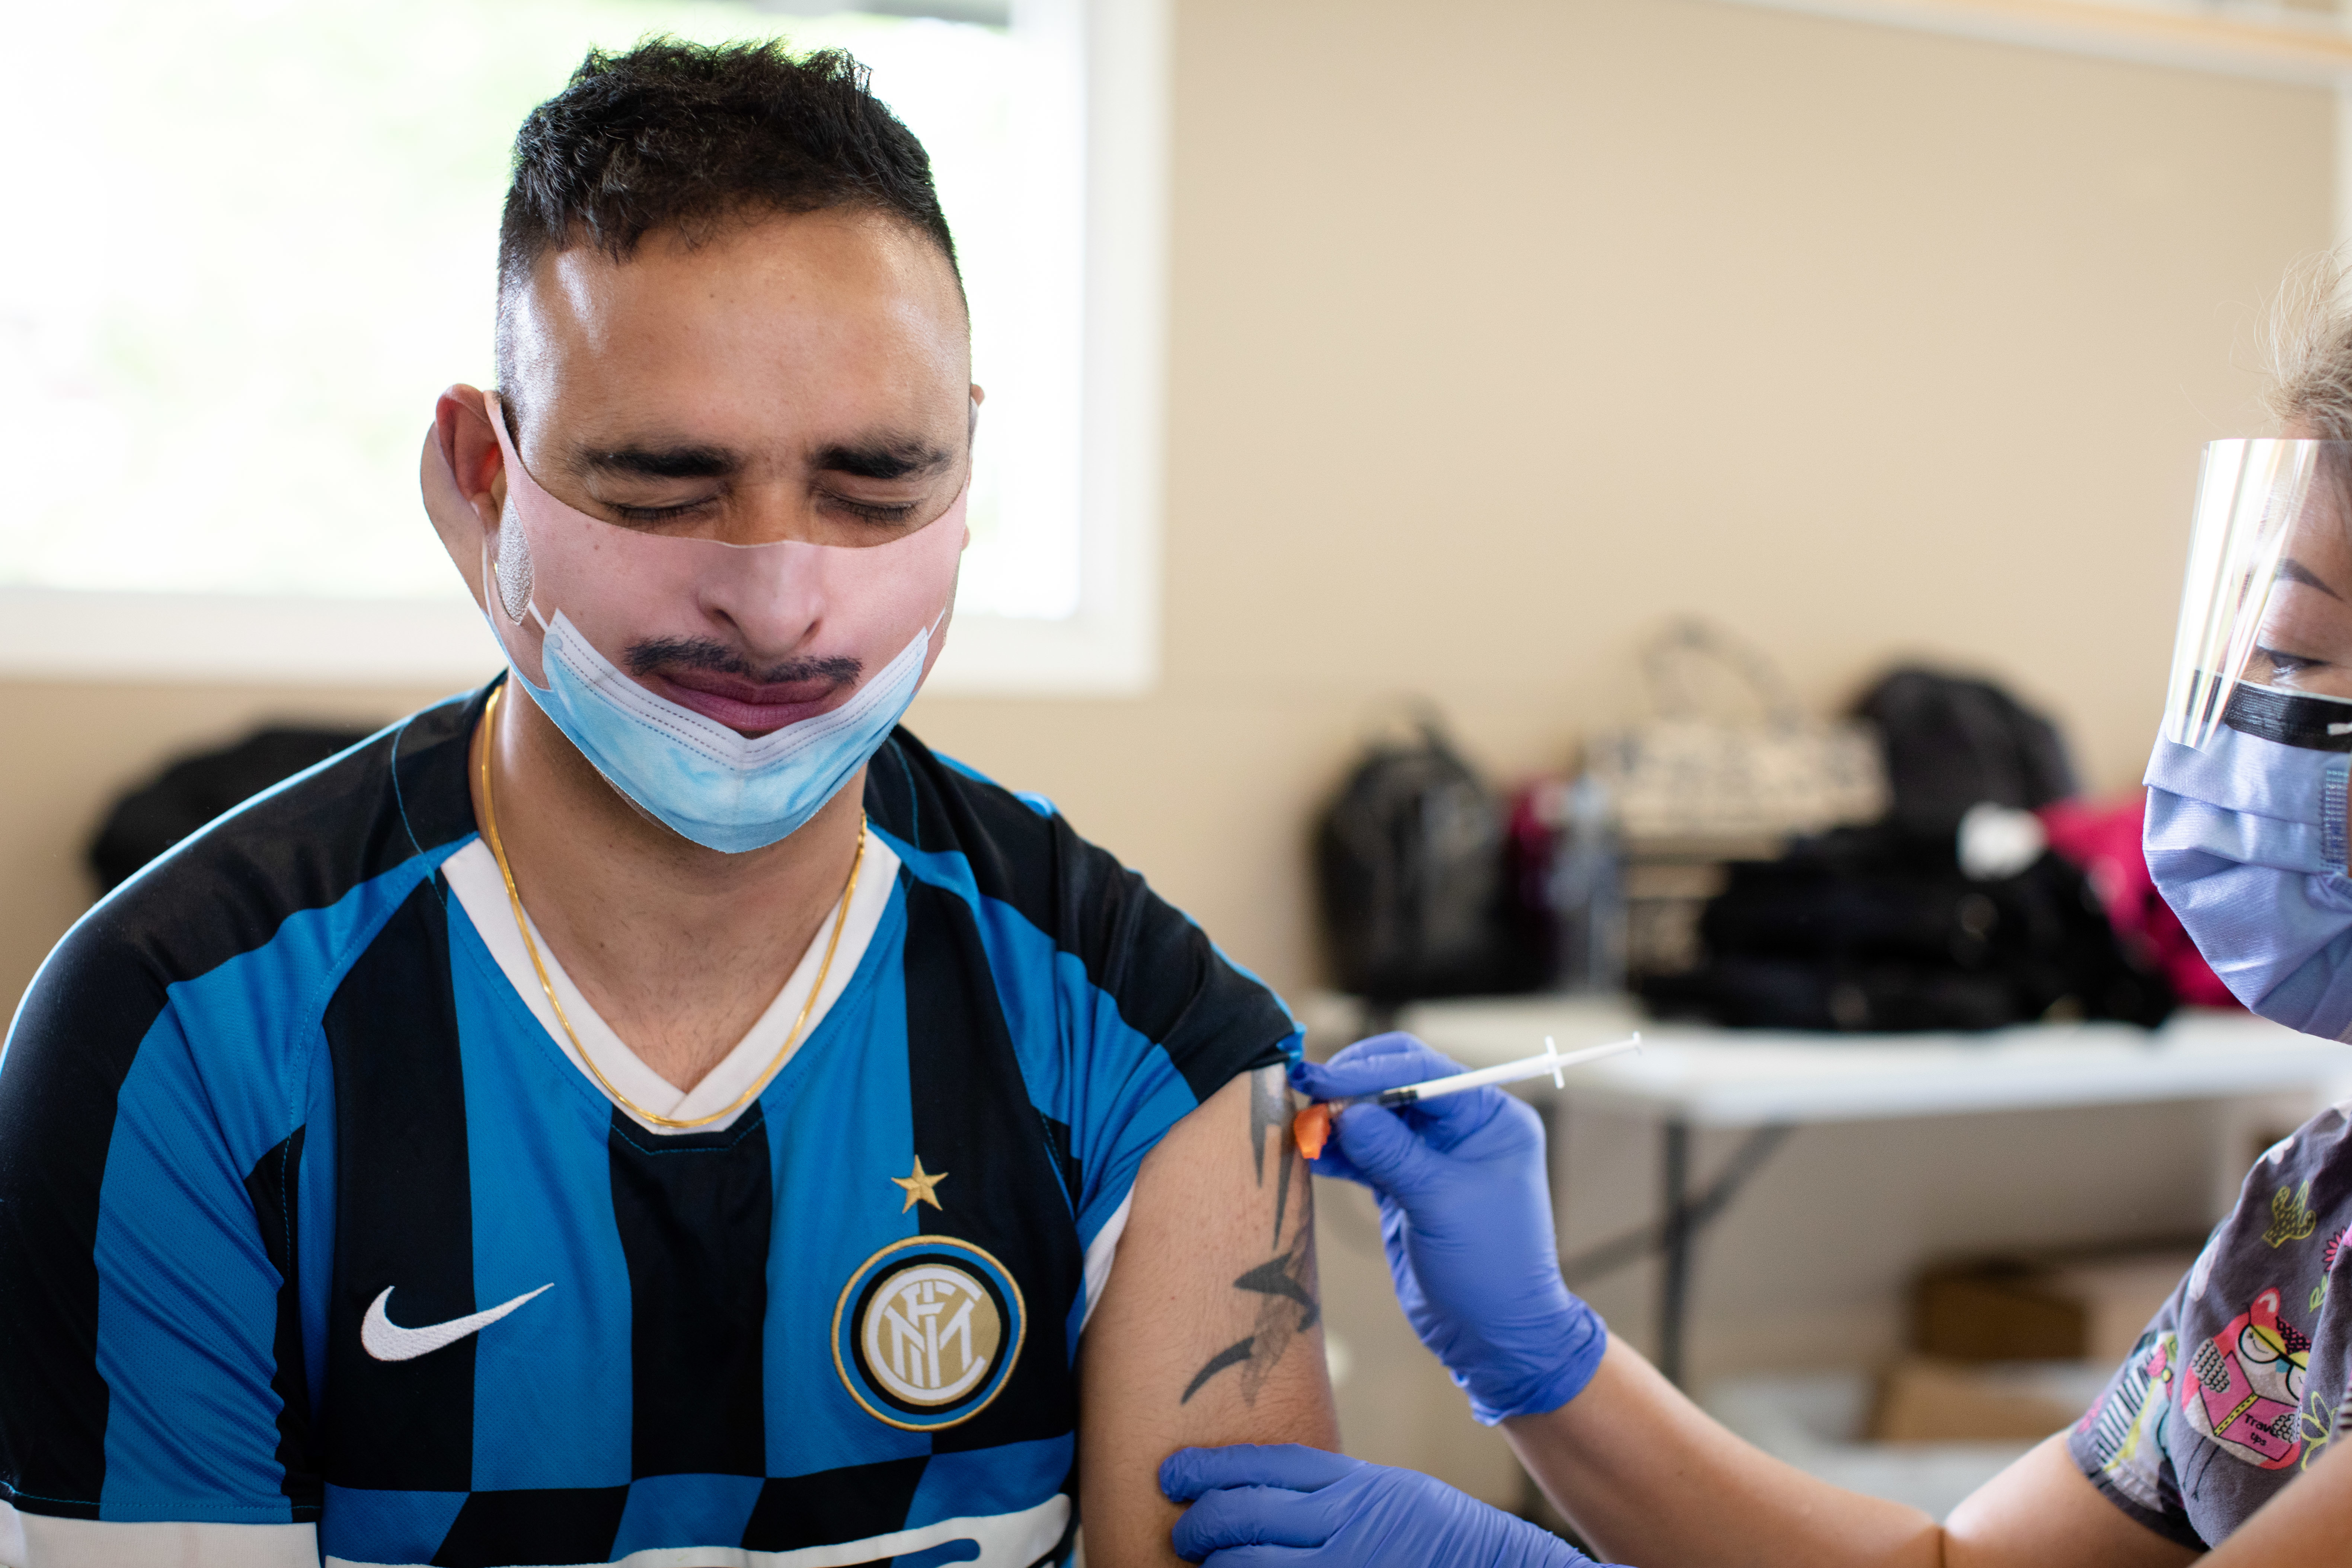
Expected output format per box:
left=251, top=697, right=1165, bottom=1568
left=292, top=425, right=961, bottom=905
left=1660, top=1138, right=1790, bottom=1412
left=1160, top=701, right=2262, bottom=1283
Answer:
left=89, top=725, right=377, bottom=891
left=1314, top=719, right=1517, bottom=1003
left=1858, top=668, right=2075, bottom=836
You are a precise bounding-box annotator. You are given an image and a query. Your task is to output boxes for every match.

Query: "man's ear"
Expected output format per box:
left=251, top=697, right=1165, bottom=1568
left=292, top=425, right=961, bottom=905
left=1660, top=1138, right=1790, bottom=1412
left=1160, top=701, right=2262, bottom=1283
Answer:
left=437, top=384, right=507, bottom=525
left=423, top=384, right=509, bottom=611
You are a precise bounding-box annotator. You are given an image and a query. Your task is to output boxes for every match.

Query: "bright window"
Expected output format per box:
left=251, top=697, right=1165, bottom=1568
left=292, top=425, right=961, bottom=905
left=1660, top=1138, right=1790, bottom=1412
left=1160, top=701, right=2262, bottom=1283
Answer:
left=1, top=0, right=1163, bottom=691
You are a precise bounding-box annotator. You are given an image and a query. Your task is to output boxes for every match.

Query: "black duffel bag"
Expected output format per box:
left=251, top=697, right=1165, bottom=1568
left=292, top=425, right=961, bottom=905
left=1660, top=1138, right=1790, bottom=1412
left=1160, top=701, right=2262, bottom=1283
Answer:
left=1640, top=666, right=2170, bottom=1032
left=1642, top=824, right=2173, bottom=1031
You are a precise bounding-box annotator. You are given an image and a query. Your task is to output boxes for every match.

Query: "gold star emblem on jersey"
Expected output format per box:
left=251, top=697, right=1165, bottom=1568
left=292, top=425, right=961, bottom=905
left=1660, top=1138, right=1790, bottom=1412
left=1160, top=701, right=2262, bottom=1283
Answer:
left=891, top=1156, right=949, bottom=1212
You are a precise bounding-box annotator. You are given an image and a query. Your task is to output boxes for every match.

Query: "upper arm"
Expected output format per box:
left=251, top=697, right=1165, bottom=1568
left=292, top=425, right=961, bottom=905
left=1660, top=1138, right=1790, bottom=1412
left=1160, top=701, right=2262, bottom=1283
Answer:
left=1076, top=1064, right=1339, bottom=1566
left=2202, top=1426, right=2352, bottom=1563
left=1945, top=1435, right=2201, bottom=1568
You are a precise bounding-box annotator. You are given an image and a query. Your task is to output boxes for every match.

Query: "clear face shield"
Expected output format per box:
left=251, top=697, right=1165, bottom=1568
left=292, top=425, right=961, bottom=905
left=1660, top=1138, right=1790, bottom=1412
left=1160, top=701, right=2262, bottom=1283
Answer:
left=2147, top=438, right=2352, bottom=1037
left=2163, top=438, right=2352, bottom=753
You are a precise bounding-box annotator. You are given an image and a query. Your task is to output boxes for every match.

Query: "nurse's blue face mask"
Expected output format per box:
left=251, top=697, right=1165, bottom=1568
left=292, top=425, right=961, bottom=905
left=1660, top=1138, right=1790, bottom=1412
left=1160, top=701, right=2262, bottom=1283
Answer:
left=430, top=395, right=969, bottom=854
left=2151, top=438, right=2352, bottom=1037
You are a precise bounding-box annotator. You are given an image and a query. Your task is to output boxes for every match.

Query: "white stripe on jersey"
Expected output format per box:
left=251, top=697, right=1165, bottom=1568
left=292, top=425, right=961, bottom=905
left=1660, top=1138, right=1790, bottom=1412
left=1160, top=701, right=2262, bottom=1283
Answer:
left=2, top=1494, right=1067, bottom=1568
left=443, top=834, right=900, bottom=1136
left=0, top=1504, right=319, bottom=1568
left=1080, top=1189, right=1134, bottom=1335
left=330, top=1495, right=1070, bottom=1568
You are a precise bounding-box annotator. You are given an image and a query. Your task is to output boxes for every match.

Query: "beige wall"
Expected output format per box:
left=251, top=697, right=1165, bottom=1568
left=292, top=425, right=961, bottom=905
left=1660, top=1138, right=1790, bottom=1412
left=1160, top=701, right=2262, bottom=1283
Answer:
left=0, top=0, right=2333, bottom=1021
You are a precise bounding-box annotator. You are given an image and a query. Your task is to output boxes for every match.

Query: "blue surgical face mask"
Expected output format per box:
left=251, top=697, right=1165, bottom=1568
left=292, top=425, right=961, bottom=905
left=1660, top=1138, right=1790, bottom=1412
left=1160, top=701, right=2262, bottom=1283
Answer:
left=2146, top=710, right=2352, bottom=1039
left=519, top=606, right=942, bottom=854
left=447, top=393, right=969, bottom=855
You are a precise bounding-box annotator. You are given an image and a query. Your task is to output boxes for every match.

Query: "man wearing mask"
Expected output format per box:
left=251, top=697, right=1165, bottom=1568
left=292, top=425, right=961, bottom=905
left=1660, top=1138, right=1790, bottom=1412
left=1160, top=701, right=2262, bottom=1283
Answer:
left=1164, top=277, right=2352, bottom=1567
left=0, top=41, right=1333, bottom=1568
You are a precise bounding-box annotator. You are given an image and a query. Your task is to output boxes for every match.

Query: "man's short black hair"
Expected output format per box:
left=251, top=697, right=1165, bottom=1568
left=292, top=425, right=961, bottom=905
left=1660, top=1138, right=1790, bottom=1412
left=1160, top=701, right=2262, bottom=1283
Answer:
left=496, top=37, right=961, bottom=384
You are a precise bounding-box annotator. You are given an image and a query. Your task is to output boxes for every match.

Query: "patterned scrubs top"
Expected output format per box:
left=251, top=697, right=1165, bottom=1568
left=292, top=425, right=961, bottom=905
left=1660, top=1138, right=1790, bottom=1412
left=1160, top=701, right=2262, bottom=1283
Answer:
left=2071, top=1099, right=2352, bottom=1548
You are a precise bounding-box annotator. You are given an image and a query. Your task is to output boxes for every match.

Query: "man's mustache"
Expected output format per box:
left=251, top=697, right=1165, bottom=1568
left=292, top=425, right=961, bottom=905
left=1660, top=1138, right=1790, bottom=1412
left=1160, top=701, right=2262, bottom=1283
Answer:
left=623, top=636, right=862, bottom=687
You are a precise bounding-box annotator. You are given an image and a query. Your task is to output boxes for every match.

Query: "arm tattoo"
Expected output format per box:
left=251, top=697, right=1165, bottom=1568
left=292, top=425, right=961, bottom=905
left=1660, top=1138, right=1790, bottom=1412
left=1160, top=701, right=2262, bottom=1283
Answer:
left=1247, top=1066, right=1299, bottom=1246
left=1183, top=1069, right=1319, bottom=1406
left=1180, top=1226, right=1319, bottom=1406
left=1181, top=1338, right=1258, bottom=1403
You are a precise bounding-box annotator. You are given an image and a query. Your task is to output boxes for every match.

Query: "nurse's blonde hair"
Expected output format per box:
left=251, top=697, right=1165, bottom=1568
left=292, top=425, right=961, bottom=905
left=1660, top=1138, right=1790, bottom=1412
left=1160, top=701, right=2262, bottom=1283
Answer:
left=2268, top=250, right=2352, bottom=441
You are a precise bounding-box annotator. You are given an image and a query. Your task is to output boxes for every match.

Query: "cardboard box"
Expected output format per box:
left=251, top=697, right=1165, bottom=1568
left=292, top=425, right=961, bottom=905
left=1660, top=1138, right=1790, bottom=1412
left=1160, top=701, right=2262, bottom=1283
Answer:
left=1869, top=1357, right=2085, bottom=1444
left=1911, top=1247, right=2196, bottom=1365
left=2043, top=1254, right=2202, bottom=1366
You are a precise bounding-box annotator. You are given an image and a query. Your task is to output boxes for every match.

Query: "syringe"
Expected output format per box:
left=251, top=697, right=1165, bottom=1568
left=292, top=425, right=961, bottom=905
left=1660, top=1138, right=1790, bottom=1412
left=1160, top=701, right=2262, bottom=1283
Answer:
left=1292, top=1033, right=1642, bottom=1158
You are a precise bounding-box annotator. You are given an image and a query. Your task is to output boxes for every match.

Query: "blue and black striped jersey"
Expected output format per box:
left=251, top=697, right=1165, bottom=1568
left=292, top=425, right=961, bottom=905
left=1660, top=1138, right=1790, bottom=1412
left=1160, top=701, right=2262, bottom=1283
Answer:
left=0, top=681, right=1298, bottom=1568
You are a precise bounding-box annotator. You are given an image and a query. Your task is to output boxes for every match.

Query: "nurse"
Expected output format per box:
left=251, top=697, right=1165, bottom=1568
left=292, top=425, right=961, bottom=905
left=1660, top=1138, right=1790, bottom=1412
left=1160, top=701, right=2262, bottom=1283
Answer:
left=1161, top=282, right=2352, bottom=1565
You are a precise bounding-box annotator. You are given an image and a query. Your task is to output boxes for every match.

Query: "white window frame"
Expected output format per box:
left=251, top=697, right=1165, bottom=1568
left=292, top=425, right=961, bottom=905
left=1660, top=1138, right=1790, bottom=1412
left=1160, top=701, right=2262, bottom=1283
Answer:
left=0, top=0, right=1165, bottom=695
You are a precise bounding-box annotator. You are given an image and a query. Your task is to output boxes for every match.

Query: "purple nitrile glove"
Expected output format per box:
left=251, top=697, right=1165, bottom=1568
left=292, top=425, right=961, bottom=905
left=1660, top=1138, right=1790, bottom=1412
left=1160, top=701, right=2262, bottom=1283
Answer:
left=1292, top=1033, right=1606, bottom=1423
left=1161, top=1444, right=1615, bottom=1568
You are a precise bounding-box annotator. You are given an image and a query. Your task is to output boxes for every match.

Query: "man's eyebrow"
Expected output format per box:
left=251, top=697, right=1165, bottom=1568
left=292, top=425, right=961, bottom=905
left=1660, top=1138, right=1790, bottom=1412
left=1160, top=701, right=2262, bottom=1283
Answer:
left=2279, top=557, right=2345, bottom=601
left=812, top=439, right=954, bottom=480
left=581, top=445, right=738, bottom=480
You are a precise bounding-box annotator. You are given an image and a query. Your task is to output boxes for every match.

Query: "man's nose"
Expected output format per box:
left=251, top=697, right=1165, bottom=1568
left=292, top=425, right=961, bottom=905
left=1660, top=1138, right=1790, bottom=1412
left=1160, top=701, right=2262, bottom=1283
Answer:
left=691, top=542, right=830, bottom=660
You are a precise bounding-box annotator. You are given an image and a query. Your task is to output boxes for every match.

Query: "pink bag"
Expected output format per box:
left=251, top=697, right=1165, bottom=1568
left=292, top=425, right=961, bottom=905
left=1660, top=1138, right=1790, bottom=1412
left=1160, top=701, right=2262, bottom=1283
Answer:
left=2039, top=792, right=2237, bottom=1010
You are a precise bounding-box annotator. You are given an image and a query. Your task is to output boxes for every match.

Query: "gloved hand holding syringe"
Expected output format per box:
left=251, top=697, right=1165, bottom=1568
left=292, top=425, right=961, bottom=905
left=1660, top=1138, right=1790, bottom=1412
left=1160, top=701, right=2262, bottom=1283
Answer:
left=1291, top=1032, right=1641, bottom=1158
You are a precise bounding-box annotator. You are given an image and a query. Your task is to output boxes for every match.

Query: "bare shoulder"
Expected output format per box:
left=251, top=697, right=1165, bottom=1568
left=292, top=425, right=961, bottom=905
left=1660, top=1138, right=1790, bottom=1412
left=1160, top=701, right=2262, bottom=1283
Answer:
left=1077, top=1064, right=1340, bottom=1564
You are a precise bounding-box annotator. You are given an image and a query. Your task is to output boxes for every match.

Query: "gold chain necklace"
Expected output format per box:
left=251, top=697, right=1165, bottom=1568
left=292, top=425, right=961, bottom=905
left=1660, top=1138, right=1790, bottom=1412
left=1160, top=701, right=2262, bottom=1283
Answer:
left=476, top=683, right=866, bottom=1130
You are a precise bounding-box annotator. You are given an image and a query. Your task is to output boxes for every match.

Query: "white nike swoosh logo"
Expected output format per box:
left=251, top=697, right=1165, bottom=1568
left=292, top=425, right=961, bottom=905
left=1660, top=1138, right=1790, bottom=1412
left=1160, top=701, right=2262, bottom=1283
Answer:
left=361, top=1283, right=553, bottom=1362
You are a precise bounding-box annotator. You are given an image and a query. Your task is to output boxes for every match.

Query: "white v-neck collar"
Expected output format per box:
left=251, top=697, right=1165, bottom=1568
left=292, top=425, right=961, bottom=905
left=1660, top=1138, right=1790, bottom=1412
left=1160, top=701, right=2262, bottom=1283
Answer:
left=443, top=833, right=898, bottom=1135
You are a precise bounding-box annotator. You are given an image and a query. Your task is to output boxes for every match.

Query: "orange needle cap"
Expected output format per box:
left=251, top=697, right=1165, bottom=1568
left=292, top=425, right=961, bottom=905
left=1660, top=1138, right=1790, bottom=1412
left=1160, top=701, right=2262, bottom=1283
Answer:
left=1293, top=1101, right=1335, bottom=1160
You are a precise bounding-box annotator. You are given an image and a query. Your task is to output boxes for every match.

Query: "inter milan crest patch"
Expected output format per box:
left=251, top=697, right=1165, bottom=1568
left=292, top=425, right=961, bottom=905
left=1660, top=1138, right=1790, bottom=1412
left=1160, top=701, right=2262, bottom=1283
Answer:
left=834, top=1235, right=1026, bottom=1430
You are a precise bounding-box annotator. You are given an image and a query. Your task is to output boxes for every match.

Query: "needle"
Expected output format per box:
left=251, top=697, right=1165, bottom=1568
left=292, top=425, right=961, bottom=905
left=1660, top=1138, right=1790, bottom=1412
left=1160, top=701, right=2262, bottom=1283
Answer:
left=1362, top=1033, right=1642, bottom=1105
left=1292, top=1033, right=1642, bottom=1157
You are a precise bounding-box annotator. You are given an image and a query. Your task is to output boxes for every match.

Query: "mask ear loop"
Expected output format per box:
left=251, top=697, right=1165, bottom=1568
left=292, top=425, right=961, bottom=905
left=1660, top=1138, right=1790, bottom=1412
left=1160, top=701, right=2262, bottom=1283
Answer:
left=492, top=498, right=536, bottom=625
left=482, top=390, right=538, bottom=625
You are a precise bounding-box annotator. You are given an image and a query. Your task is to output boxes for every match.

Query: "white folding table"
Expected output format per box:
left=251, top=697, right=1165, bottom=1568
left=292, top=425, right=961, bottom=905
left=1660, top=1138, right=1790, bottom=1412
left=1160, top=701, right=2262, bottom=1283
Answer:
left=1391, top=996, right=2352, bottom=1385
